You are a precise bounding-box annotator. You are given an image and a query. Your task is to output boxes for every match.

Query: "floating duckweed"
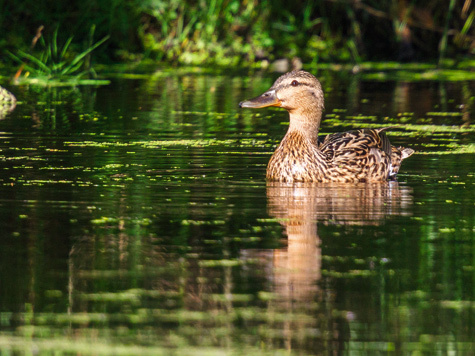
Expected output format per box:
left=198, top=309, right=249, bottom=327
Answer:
left=438, top=228, right=456, bottom=233
left=139, top=218, right=152, bottom=226
left=39, top=166, right=81, bottom=170
left=251, top=226, right=263, bottom=233
left=5, top=156, right=45, bottom=161
left=256, top=218, right=280, bottom=223
left=203, top=239, right=221, bottom=245
left=44, top=290, right=63, bottom=298
left=181, top=219, right=225, bottom=226
left=322, top=269, right=376, bottom=278
left=232, top=236, right=261, bottom=242
left=103, top=164, right=125, bottom=169
left=171, top=110, right=232, bottom=116
left=440, top=300, right=475, bottom=310
left=452, top=144, right=475, bottom=153
left=91, top=217, right=120, bottom=225
left=402, top=124, right=474, bottom=133
left=79, top=291, right=141, bottom=304
left=17, top=179, right=75, bottom=185
left=426, top=112, right=463, bottom=116
left=345, top=115, right=378, bottom=121
left=361, top=69, right=475, bottom=81
left=66, top=141, right=132, bottom=147
left=348, top=269, right=375, bottom=277
left=207, top=293, right=253, bottom=302
left=198, top=259, right=242, bottom=267
left=257, top=291, right=278, bottom=301
left=421, top=143, right=475, bottom=155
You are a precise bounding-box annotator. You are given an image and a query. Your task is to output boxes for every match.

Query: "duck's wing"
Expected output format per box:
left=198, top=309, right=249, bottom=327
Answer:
left=317, top=134, right=327, bottom=147
left=320, top=128, right=391, bottom=158
left=319, top=128, right=394, bottom=180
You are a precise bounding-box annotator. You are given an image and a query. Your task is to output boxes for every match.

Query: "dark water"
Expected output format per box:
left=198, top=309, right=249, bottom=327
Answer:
left=0, top=70, right=474, bottom=355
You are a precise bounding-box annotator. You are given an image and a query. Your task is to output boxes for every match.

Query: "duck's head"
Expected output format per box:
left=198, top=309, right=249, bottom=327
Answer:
left=239, top=70, right=324, bottom=116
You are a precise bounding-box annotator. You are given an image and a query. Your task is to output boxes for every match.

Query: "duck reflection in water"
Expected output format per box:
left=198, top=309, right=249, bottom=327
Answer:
left=243, top=181, right=412, bottom=353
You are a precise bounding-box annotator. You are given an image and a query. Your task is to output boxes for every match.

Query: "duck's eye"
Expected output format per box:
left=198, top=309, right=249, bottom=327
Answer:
left=291, top=80, right=299, bottom=87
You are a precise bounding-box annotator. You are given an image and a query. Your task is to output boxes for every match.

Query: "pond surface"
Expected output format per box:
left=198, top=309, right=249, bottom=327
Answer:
left=0, top=68, right=474, bottom=355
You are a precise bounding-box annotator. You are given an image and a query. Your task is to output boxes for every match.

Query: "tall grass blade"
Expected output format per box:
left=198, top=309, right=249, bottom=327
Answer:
left=14, top=50, right=52, bottom=74
left=60, top=37, right=74, bottom=61
left=460, top=10, right=474, bottom=35
left=7, top=51, right=47, bottom=74
left=52, top=28, right=58, bottom=59
left=439, top=0, right=456, bottom=67
left=60, top=35, right=109, bottom=75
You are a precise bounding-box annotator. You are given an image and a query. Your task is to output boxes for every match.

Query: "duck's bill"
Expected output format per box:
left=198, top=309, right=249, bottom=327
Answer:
left=239, top=90, right=281, bottom=108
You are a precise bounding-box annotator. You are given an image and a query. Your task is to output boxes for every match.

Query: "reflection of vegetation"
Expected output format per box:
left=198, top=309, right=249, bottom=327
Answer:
left=9, top=27, right=110, bottom=86
left=16, top=85, right=99, bottom=130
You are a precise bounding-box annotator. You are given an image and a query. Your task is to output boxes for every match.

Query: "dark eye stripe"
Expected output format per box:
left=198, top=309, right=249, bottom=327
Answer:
left=272, top=78, right=314, bottom=91
left=277, top=81, right=312, bottom=90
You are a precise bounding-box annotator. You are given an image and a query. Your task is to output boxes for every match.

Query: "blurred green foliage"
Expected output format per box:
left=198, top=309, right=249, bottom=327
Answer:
left=1, top=0, right=473, bottom=67
left=8, top=27, right=109, bottom=85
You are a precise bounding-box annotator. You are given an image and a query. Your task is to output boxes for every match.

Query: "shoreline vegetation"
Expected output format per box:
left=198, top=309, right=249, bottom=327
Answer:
left=1, top=1, right=473, bottom=68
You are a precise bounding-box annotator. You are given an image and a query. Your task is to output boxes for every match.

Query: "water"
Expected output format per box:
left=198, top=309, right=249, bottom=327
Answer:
left=0, top=69, right=474, bottom=355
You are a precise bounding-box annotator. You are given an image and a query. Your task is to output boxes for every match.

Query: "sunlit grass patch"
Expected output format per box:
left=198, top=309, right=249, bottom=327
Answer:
left=9, top=27, right=110, bottom=86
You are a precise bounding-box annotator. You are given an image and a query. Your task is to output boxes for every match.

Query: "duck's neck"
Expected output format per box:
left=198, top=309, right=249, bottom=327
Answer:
left=287, top=109, right=322, bottom=143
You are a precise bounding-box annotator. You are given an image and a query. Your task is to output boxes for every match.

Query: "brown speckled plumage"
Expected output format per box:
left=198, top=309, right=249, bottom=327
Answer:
left=239, top=70, right=414, bottom=183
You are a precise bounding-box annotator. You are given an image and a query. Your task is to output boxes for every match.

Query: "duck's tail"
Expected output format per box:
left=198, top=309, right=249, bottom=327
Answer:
left=389, top=146, right=415, bottom=179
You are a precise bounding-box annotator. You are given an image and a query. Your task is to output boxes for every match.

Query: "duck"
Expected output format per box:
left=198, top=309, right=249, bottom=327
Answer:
left=239, top=70, right=414, bottom=183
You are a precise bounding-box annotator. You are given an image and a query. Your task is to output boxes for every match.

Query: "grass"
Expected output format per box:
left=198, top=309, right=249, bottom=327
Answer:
left=8, top=27, right=110, bottom=86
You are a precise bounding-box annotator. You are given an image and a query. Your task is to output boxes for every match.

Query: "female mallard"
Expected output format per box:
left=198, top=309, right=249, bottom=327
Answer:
left=239, top=70, right=414, bottom=183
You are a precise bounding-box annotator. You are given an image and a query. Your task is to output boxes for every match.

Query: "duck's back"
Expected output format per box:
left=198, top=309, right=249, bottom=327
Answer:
left=319, top=128, right=413, bottom=182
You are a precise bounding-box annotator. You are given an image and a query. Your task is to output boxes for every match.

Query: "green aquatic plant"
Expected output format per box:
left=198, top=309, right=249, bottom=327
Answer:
left=9, top=27, right=109, bottom=85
